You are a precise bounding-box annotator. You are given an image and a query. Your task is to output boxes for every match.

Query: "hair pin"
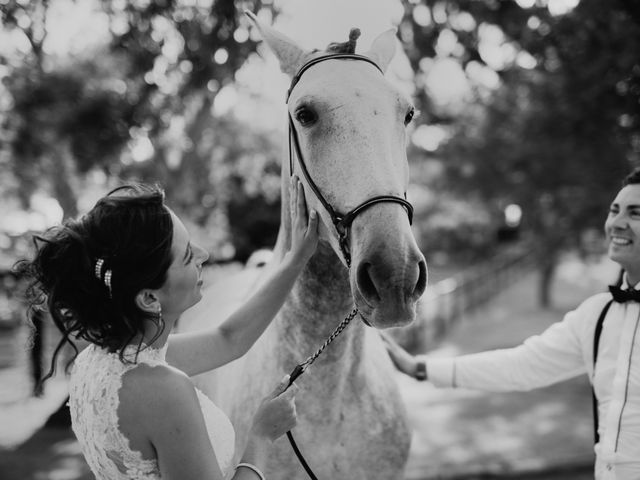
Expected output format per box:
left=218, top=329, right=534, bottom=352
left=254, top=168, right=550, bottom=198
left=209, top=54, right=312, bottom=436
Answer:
left=94, top=258, right=113, bottom=298
left=104, top=270, right=113, bottom=298
left=94, top=258, right=104, bottom=280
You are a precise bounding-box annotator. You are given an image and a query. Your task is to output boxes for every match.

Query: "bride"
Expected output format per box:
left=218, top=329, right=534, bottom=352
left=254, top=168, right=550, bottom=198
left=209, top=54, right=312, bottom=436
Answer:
left=18, top=178, right=318, bottom=479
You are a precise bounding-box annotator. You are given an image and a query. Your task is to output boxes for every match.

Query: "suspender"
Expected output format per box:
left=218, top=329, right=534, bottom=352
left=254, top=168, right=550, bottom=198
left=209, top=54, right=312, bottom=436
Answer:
left=592, top=299, right=614, bottom=444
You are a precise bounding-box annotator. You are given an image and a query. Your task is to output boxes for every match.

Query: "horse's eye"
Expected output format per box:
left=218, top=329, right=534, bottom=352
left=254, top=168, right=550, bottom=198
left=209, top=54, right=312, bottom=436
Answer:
left=404, top=107, right=415, bottom=126
left=295, top=107, right=317, bottom=126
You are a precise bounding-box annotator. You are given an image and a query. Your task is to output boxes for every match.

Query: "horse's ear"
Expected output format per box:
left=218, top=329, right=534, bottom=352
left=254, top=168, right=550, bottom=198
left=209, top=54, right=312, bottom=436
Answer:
left=364, top=29, right=397, bottom=73
left=244, top=10, right=308, bottom=77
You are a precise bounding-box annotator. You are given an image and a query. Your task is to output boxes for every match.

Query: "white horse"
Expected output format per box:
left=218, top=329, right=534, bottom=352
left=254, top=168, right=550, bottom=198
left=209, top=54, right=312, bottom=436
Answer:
left=181, top=15, right=427, bottom=479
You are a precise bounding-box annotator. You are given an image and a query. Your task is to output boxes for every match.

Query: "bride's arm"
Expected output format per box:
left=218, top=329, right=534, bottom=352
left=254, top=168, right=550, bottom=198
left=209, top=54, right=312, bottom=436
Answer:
left=143, top=369, right=228, bottom=480
left=168, top=249, right=311, bottom=376
left=142, top=367, right=294, bottom=480
left=166, top=178, right=318, bottom=376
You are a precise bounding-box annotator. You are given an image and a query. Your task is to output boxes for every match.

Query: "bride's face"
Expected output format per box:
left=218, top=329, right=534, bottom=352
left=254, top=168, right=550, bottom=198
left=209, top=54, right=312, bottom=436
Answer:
left=157, top=211, right=209, bottom=320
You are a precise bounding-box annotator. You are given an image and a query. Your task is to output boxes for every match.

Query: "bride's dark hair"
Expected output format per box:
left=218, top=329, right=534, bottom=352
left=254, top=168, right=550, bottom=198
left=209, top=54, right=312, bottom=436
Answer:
left=15, top=183, right=174, bottom=382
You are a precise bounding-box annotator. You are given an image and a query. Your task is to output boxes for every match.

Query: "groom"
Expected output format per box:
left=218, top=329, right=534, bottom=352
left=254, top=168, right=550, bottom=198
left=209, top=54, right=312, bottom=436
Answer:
left=384, top=167, right=640, bottom=480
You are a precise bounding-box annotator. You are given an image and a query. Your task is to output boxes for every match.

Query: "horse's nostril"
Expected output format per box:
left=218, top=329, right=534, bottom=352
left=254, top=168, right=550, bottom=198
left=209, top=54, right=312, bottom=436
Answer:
left=413, top=259, right=428, bottom=299
left=357, top=262, right=381, bottom=304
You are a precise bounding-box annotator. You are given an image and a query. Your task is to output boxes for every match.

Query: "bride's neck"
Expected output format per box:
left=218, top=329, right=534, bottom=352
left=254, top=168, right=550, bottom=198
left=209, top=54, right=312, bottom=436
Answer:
left=140, top=317, right=175, bottom=348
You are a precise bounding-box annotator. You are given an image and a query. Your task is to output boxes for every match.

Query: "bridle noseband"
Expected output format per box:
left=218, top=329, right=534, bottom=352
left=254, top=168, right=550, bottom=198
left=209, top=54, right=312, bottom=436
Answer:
left=286, top=53, right=414, bottom=268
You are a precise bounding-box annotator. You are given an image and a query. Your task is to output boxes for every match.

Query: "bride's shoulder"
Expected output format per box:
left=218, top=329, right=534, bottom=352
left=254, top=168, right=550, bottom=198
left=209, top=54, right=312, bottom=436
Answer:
left=121, top=362, right=193, bottom=404
left=114, top=363, right=196, bottom=460
left=119, top=362, right=199, bottom=427
left=119, top=363, right=207, bottom=449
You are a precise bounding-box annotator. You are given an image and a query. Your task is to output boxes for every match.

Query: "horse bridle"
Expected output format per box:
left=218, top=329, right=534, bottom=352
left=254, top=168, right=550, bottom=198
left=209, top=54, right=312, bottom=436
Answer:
left=286, top=53, right=414, bottom=268
left=282, top=53, right=415, bottom=480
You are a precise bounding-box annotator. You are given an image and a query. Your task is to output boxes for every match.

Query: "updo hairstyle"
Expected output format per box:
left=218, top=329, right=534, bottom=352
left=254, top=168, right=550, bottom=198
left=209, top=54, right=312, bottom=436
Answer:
left=17, top=183, right=174, bottom=379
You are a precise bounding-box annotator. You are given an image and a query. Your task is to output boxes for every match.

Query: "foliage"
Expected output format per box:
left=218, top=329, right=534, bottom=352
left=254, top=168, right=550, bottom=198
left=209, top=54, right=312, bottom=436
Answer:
left=121, top=112, right=283, bottom=262
left=400, top=0, right=640, bottom=304
left=1, top=0, right=282, bottom=260
left=415, top=194, right=497, bottom=263
left=4, top=0, right=640, bottom=278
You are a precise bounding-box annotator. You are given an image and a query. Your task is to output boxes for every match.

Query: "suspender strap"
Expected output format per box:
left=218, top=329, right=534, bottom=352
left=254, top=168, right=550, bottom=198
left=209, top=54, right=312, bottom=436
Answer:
left=592, top=299, right=613, bottom=444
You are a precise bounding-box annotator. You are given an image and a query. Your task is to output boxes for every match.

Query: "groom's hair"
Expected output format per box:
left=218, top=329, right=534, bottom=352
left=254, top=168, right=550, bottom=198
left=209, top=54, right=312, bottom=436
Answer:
left=622, top=168, right=640, bottom=186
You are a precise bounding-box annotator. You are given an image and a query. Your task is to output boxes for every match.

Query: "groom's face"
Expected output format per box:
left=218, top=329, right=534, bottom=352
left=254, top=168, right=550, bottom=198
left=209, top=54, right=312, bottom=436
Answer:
left=605, top=184, right=640, bottom=273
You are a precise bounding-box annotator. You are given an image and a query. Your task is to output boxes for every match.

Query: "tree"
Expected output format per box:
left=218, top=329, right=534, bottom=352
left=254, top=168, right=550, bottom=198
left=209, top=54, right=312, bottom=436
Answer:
left=1, top=0, right=276, bottom=229
left=399, top=0, right=640, bottom=305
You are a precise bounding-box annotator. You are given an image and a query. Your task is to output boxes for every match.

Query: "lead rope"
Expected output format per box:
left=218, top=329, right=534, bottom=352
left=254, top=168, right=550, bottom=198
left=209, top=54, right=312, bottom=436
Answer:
left=283, top=307, right=360, bottom=479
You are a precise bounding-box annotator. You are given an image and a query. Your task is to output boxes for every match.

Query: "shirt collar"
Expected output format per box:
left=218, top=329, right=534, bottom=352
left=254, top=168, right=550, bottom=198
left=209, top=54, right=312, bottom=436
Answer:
left=622, top=272, right=640, bottom=290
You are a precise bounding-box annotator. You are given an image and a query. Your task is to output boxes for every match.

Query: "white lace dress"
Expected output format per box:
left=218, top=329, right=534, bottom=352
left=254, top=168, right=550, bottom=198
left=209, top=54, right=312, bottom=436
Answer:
left=68, top=343, right=236, bottom=480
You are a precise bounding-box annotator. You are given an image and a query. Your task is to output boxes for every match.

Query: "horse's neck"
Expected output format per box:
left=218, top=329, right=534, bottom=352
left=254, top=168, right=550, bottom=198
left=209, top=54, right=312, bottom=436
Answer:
left=271, top=217, right=365, bottom=365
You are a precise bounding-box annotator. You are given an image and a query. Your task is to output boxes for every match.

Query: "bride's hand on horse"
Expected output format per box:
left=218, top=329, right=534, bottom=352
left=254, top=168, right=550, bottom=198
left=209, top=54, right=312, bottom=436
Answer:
left=381, top=331, right=418, bottom=377
left=250, top=374, right=298, bottom=442
left=288, top=176, right=319, bottom=267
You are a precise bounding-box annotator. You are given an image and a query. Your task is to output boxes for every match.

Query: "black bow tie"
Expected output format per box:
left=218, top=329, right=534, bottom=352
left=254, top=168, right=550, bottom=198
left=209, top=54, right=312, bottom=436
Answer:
left=609, top=285, right=640, bottom=303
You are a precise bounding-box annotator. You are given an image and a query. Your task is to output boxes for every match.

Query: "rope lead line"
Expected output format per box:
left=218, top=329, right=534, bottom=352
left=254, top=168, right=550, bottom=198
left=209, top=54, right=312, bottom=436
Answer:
left=284, top=307, right=359, bottom=478
left=287, top=308, right=359, bottom=386
left=286, top=432, right=318, bottom=480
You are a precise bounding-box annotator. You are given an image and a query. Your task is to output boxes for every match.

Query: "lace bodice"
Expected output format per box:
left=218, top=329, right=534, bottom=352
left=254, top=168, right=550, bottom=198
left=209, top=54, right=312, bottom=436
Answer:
left=69, top=343, right=236, bottom=480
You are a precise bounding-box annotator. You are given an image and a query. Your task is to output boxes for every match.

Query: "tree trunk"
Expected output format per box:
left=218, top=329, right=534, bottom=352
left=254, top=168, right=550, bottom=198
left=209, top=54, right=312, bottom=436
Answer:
left=49, top=141, right=78, bottom=219
left=538, top=255, right=557, bottom=308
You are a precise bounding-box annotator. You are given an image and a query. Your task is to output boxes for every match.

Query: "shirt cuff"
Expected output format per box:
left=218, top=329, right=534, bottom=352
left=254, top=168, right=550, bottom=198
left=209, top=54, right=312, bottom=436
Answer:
left=424, top=357, right=457, bottom=388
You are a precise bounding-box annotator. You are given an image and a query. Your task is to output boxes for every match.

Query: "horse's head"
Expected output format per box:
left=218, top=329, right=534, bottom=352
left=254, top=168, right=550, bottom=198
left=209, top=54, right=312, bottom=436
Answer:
left=247, top=13, right=427, bottom=328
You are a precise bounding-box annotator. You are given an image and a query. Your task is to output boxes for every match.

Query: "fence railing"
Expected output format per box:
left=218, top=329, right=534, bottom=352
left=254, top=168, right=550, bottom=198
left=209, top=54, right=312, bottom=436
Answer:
left=389, top=247, right=537, bottom=354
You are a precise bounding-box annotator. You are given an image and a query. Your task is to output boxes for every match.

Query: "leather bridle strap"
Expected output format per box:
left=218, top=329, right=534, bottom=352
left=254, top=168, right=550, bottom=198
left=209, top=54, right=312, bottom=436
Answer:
left=338, top=196, right=414, bottom=230
left=288, top=115, right=340, bottom=223
left=286, top=53, right=414, bottom=267
left=286, top=53, right=383, bottom=103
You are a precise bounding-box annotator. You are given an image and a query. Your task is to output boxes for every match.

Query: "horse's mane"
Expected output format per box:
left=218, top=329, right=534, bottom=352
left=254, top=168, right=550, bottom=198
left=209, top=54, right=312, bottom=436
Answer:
left=324, top=28, right=361, bottom=54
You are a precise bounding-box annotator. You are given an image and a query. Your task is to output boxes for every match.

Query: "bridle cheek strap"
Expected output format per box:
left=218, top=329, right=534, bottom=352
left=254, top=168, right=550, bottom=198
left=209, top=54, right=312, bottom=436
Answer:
left=286, top=53, right=415, bottom=268
left=288, top=118, right=413, bottom=267
left=288, top=115, right=340, bottom=221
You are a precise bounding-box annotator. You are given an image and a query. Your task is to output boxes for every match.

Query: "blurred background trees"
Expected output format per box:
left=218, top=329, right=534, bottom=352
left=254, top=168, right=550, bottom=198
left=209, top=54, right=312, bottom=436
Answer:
left=1, top=0, right=279, bottom=261
left=399, top=0, right=640, bottom=305
left=1, top=0, right=639, bottom=307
